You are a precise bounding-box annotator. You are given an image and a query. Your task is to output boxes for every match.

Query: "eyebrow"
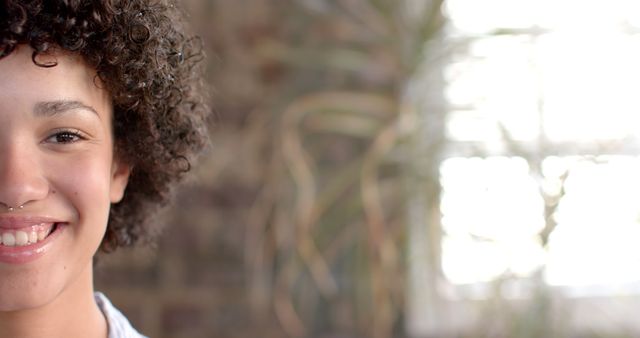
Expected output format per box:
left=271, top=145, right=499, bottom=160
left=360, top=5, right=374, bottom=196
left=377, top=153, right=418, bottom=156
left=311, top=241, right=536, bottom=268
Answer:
left=33, top=100, right=99, bottom=118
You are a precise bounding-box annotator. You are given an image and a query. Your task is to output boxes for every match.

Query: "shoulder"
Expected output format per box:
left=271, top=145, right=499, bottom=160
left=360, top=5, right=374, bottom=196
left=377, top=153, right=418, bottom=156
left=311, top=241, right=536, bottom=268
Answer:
left=95, top=292, right=149, bottom=338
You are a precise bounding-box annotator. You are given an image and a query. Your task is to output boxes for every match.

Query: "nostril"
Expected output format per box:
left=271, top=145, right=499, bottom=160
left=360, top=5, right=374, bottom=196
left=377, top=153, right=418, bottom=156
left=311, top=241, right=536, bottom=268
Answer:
left=0, top=171, right=50, bottom=209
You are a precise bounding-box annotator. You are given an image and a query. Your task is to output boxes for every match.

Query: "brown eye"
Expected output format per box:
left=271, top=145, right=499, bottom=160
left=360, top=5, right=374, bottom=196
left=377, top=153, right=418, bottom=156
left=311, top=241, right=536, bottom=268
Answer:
left=46, top=130, right=85, bottom=144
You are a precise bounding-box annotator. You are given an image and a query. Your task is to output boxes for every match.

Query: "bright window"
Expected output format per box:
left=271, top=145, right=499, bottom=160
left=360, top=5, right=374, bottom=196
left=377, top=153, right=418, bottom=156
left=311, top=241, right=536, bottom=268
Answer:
left=441, top=0, right=640, bottom=289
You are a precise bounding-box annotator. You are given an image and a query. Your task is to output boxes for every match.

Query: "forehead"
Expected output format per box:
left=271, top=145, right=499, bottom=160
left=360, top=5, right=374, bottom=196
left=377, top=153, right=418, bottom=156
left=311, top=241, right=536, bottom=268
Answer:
left=0, top=46, right=111, bottom=118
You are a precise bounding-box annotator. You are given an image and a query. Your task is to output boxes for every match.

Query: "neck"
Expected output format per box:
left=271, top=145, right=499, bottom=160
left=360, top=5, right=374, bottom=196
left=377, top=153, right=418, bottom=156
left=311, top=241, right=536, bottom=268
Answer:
left=0, top=262, right=107, bottom=338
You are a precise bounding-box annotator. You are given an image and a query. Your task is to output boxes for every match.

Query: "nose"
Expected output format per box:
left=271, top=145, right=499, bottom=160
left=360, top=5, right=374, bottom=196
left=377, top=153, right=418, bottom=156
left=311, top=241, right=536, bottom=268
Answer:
left=0, top=140, right=49, bottom=210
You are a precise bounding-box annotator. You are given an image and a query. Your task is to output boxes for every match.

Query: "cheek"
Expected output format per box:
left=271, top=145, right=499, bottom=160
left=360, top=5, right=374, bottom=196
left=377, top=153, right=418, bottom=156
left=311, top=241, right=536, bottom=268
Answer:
left=45, top=150, right=114, bottom=221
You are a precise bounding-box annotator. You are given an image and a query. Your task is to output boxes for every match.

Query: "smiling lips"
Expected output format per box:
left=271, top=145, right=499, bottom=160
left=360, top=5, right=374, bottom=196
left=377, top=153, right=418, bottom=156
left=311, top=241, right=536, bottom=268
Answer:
left=0, top=216, right=64, bottom=264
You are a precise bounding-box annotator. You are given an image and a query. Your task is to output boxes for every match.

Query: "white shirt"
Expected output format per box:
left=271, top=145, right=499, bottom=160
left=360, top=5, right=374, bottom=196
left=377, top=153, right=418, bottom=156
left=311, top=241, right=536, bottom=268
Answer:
left=95, top=292, right=148, bottom=338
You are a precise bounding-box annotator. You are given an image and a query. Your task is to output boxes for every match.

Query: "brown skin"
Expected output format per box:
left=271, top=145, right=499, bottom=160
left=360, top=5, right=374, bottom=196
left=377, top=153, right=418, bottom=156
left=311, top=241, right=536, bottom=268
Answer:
left=0, top=0, right=210, bottom=252
left=0, top=0, right=208, bottom=336
left=0, top=46, right=127, bottom=338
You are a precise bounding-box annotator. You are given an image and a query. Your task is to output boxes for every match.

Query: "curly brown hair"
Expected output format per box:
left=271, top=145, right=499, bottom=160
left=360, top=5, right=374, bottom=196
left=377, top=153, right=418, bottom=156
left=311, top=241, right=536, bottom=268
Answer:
left=0, top=0, right=209, bottom=252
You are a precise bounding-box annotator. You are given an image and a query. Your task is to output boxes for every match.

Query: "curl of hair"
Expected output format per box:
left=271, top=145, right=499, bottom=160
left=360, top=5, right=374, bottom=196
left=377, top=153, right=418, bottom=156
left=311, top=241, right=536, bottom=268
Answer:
left=0, top=0, right=209, bottom=252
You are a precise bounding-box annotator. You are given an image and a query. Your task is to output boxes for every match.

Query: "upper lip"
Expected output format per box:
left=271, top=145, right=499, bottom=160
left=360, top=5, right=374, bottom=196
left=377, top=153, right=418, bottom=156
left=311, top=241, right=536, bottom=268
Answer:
left=0, top=215, right=62, bottom=229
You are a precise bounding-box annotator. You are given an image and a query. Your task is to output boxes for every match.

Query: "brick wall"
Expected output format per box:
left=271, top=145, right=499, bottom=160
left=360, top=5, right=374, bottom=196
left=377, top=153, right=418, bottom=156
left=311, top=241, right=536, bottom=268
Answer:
left=95, top=180, right=285, bottom=338
left=95, top=1, right=412, bottom=337
left=94, top=2, right=287, bottom=336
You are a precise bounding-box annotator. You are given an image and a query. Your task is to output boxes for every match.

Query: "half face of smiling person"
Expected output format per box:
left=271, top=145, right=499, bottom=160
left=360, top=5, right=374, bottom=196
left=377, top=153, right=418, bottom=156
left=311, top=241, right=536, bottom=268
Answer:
left=0, top=45, right=130, bottom=311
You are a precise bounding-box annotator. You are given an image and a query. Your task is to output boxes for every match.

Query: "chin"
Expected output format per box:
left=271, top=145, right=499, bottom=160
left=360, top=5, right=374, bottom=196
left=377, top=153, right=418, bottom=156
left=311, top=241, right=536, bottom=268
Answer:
left=0, top=288, right=57, bottom=312
left=0, top=263, right=69, bottom=313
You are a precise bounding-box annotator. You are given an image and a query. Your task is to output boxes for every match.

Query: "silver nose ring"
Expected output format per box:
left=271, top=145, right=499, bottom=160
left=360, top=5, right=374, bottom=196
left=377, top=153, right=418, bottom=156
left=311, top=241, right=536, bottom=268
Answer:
left=6, top=205, right=24, bottom=212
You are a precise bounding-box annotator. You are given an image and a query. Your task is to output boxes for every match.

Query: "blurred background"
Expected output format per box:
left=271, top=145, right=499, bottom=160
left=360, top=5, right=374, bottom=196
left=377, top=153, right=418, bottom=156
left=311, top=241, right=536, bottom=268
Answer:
left=95, top=0, right=640, bottom=337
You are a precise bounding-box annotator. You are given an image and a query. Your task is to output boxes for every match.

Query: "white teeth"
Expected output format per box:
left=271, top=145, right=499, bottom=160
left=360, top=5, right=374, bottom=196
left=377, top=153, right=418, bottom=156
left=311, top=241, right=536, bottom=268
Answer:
left=29, top=231, right=37, bottom=244
left=0, top=224, right=57, bottom=246
left=2, top=233, right=15, bottom=246
left=15, top=231, right=28, bottom=246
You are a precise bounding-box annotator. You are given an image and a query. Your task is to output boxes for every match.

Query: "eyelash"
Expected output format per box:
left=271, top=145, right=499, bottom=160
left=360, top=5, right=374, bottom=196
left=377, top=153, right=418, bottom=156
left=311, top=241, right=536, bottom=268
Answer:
left=46, top=129, right=87, bottom=144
